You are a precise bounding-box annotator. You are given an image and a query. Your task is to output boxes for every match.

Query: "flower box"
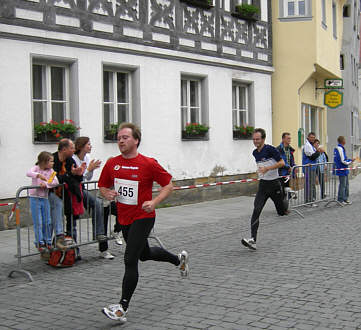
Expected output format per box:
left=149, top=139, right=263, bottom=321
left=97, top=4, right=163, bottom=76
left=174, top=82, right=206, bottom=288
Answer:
left=104, top=123, right=119, bottom=142
left=182, top=123, right=209, bottom=140
left=35, top=132, right=75, bottom=143
left=182, top=131, right=208, bottom=140
left=233, top=125, right=254, bottom=140
left=180, top=0, right=213, bottom=9
left=34, top=119, right=79, bottom=143
left=104, top=131, right=118, bottom=141
left=232, top=4, right=260, bottom=21
left=233, top=130, right=253, bottom=140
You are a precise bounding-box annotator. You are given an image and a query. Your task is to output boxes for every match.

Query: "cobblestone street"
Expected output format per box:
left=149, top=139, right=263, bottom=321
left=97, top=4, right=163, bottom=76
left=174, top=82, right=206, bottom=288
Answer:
left=1, top=180, right=361, bottom=329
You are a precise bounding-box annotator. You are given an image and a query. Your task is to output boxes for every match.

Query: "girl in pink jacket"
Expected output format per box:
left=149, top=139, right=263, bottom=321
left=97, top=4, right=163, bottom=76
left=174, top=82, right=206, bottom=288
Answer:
left=26, top=152, right=59, bottom=251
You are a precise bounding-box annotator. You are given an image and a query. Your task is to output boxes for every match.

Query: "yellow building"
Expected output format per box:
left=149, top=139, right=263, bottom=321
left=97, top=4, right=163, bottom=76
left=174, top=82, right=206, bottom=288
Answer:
left=272, top=0, right=346, bottom=163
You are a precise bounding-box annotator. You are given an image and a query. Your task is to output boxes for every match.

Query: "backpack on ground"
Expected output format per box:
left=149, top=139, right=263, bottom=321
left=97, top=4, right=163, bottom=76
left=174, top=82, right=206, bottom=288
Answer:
left=48, top=236, right=76, bottom=267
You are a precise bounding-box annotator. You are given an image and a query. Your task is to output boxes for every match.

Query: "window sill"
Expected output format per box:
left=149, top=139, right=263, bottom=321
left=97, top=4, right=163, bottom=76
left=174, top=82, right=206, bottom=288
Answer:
left=278, top=16, right=313, bottom=22
left=179, top=0, right=213, bottom=9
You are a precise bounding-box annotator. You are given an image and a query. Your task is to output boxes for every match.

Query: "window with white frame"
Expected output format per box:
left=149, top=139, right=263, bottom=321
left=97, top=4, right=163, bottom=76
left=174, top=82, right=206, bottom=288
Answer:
left=232, top=83, right=249, bottom=128
left=103, top=69, right=131, bottom=140
left=280, top=0, right=310, bottom=18
left=181, top=78, right=201, bottom=129
left=301, top=104, right=323, bottom=143
left=32, top=63, right=69, bottom=126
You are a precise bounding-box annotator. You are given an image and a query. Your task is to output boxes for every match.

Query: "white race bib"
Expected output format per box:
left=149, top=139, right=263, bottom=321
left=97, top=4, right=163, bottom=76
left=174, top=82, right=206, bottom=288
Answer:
left=114, top=178, right=139, bottom=205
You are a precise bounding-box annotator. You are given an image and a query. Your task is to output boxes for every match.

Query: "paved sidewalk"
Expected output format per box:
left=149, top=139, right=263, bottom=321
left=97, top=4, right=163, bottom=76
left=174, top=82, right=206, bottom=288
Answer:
left=1, top=176, right=361, bottom=329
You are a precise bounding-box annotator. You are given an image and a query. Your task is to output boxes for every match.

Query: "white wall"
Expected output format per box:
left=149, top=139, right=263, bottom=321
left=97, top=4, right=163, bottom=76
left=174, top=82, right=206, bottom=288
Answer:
left=0, top=38, right=272, bottom=198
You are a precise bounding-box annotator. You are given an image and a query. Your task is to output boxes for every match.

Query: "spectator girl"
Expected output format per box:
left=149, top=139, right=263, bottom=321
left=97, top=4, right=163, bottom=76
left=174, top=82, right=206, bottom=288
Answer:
left=26, top=151, right=59, bottom=251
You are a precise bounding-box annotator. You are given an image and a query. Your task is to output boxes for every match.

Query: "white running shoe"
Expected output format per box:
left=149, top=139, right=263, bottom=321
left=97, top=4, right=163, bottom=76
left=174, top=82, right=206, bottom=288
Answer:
left=241, top=238, right=257, bottom=250
left=102, top=304, right=127, bottom=322
left=100, top=251, right=114, bottom=260
left=178, top=250, right=189, bottom=278
left=343, top=200, right=352, bottom=205
left=112, top=232, right=123, bottom=246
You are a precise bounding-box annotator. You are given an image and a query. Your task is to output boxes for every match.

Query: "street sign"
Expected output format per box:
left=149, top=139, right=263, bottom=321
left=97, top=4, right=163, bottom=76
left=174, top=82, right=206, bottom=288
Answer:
left=324, top=79, right=343, bottom=88
left=324, top=90, right=343, bottom=109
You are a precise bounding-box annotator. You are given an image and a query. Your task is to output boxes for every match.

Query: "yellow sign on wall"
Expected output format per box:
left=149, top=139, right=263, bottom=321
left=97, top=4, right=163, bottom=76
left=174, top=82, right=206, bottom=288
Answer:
left=324, top=90, right=343, bottom=109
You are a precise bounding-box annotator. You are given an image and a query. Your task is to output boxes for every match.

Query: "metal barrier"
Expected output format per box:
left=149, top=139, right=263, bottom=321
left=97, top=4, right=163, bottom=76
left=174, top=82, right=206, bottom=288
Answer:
left=287, top=162, right=341, bottom=218
left=7, top=180, right=166, bottom=282
left=7, top=182, right=120, bottom=282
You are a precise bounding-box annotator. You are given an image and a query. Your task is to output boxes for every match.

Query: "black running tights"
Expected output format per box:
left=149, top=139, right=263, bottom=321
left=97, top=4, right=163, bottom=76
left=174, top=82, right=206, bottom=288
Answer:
left=250, top=179, right=286, bottom=241
left=120, top=218, right=180, bottom=306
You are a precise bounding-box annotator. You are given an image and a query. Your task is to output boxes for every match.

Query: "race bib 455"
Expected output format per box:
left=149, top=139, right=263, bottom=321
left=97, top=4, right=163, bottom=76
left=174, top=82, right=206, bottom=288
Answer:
left=114, top=178, right=139, bottom=205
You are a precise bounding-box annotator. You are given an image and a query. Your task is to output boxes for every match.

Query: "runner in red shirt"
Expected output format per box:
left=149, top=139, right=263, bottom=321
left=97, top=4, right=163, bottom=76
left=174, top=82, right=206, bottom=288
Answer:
left=100, top=123, right=189, bottom=323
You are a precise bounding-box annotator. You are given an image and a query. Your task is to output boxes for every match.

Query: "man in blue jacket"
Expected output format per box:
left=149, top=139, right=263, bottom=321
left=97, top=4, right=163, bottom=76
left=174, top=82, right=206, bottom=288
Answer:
left=277, top=132, right=295, bottom=184
left=334, top=136, right=354, bottom=205
left=277, top=133, right=295, bottom=208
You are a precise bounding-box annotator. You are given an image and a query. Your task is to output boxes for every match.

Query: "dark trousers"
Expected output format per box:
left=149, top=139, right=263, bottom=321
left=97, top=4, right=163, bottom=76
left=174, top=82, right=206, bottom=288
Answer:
left=120, top=218, right=179, bottom=305
left=250, top=179, right=286, bottom=241
left=316, top=168, right=325, bottom=199
left=99, top=201, right=122, bottom=252
left=304, top=169, right=317, bottom=203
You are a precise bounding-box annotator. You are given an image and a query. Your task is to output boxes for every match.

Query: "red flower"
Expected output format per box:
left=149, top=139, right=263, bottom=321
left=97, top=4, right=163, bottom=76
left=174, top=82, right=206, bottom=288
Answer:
left=55, top=133, right=61, bottom=138
left=52, top=129, right=57, bottom=133
left=60, top=120, right=65, bottom=124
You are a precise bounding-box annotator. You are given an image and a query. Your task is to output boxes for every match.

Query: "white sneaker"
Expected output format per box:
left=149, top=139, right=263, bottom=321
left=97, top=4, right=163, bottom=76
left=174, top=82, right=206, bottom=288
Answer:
left=241, top=238, right=257, bottom=250
left=102, top=304, right=127, bottom=322
left=112, top=232, right=123, bottom=246
left=100, top=251, right=114, bottom=260
left=343, top=200, right=352, bottom=205
left=178, top=250, right=189, bottom=278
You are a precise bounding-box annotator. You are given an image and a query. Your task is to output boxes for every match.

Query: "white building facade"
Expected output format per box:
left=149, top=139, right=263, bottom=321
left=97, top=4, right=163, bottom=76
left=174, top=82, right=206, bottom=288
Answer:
left=0, top=0, right=272, bottom=199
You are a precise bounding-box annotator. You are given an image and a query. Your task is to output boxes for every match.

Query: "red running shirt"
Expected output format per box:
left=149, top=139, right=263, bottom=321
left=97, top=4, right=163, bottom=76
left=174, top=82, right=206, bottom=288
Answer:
left=98, top=153, right=172, bottom=225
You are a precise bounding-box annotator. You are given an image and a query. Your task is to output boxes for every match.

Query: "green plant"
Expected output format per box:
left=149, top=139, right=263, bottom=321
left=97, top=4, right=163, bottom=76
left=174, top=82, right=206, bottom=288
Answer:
left=184, top=122, right=209, bottom=134
left=106, top=123, right=119, bottom=135
left=234, top=125, right=254, bottom=136
left=235, top=4, right=260, bottom=16
left=34, top=119, right=79, bottom=139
